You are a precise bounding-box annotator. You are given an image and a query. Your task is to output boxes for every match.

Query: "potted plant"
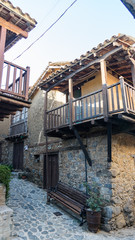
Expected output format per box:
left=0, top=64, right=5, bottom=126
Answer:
left=84, top=182, right=104, bottom=233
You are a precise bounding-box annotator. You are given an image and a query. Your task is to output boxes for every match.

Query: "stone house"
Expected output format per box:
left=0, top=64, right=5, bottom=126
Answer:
left=1, top=62, right=67, bottom=186
left=39, top=34, right=135, bottom=231
left=0, top=0, right=36, bottom=164
left=0, top=0, right=36, bottom=239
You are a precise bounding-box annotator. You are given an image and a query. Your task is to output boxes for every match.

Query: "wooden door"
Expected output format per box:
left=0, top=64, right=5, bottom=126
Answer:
left=43, top=153, right=59, bottom=190
left=13, top=141, right=24, bottom=170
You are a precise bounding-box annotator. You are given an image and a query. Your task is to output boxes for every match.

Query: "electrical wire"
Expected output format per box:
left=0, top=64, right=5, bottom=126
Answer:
left=13, top=0, right=78, bottom=62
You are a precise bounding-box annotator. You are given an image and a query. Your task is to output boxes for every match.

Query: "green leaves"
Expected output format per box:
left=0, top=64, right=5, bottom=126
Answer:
left=0, top=165, right=11, bottom=199
left=84, top=182, right=104, bottom=211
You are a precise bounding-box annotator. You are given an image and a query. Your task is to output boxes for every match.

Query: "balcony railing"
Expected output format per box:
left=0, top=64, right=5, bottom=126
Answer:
left=0, top=60, right=30, bottom=101
left=46, top=79, right=135, bottom=132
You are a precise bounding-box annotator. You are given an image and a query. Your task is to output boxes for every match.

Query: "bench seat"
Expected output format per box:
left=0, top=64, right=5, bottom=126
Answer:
left=48, top=182, right=88, bottom=224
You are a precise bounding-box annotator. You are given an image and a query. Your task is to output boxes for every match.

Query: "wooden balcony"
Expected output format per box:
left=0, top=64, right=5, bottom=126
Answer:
left=0, top=60, right=30, bottom=120
left=45, top=79, right=135, bottom=137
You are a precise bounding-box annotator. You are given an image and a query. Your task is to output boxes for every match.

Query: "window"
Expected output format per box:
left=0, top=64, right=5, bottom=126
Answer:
left=34, top=154, right=40, bottom=163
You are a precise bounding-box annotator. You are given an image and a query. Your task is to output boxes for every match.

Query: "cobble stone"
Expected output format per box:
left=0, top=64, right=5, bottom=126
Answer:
left=7, top=177, right=135, bottom=240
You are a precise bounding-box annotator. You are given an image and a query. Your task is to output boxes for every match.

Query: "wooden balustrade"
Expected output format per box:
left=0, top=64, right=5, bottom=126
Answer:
left=0, top=60, right=29, bottom=100
left=47, top=103, right=69, bottom=130
left=73, top=89, right=103, bottom=122
left=46, top=81, right=135, bottom=132
left=107, top=82, right=124, bottom=114
left=124, top=82, right=135, bottom=113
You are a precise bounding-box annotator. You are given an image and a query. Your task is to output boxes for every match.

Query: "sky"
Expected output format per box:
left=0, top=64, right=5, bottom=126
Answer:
left=5, top=0, right=135, bottom=86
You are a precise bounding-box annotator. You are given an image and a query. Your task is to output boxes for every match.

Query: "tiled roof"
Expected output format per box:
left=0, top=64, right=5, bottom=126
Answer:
left=29, top=62, right=69, bottom=99
left=0, top=0, right=37, bottom=51
left=39, top=34, right=135, bottom=92
left=0, top=0, right=37, bottom=26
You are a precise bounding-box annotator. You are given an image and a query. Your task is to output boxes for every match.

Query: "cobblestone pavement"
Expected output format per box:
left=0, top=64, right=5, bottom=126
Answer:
left=7, top=177, right=135, bottom=240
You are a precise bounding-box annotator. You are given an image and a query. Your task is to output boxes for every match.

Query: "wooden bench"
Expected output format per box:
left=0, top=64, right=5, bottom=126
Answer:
left=47, top=182, right=88, bottom=225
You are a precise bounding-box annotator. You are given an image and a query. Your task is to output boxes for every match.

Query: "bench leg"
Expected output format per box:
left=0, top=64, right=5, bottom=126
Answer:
left=79, top=217, right=86, bottom=226
left=47, top=194, right=50, bottom=205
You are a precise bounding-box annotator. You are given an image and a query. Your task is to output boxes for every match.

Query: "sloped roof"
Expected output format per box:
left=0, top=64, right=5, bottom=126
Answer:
left=0, top=0, right=37, bottom=51
left=29, top=62, right=69, bottom=99
left=121, top=0, right=135, bottom=18
left=39, top=34, right=135, bottom=93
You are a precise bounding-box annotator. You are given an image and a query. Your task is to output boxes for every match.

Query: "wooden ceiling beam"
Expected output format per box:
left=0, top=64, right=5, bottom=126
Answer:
left=0, top=17, right=28, bottom=38
left=45, top=45, right=124, bottom=92
left=0, top=95, right=30, bottom=108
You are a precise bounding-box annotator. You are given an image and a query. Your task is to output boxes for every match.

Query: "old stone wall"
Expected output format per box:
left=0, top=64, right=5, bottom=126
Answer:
left=107, top=133, right=135, bottom=230
left=58, top=132, right=135, bottom=231
left=0, top=184, right=13, bottom=239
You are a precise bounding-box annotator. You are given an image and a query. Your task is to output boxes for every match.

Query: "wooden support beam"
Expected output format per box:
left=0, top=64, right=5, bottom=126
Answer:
left=131, top=62, right=135, bottom=87
left=107, top=122, right=112, bottom=162
left=73, top=126, right=92, bottom=166
left=100, top=60, right=108, bottom=120
left=45, top=46, right=123, bottom=92
left=0, top=17, right=28, bottom=38
left=68, top=78, right=73, bottom=128
left=0, top=95, right=30, bottom=108
left=44, top=91, right=48, bottom=136
left=0, top=26, right=6, bottom=88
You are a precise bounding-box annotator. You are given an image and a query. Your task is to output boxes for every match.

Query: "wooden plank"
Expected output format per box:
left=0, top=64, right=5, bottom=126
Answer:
left=12, top=67, right=17, bottom=93
left=0, top=17, right=28, bottom=38
left=24, top=67, right=30, bottom=100
left=0, top=26, right=6, bottom=88
left=119, top=77, right=127, bottom=112
left=116, top=85, right=120, bottom=110
left=68, top=78, right=73, bottom=128
left=100, top=60, right=108, bottom=119
left=90, top=96, right=92, bottom=117
left=131, top=62, right=135, bottom=87
left=98, top=92, right=101, bottom=114
left=111, top=87, right=114, bottom=111
left=85, top=98, right=88, bottom=118
left=94, top=94, right=96, bottom=116
left=73, top=126, right=92, bottom=166
left=5, top=64, right=11, bottom=90
left=46, top=46, right=123, bottom=92
left=19, top=69, right=23, bottom=94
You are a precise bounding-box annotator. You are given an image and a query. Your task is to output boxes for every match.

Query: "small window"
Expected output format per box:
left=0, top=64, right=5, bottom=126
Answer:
left=34, top=154, right=40, bottom=163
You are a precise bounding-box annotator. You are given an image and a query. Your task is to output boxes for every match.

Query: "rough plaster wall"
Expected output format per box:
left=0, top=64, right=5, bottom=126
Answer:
left=0, top=117, right=10, bottom=141
left=28, top=89, right=45, bottom=145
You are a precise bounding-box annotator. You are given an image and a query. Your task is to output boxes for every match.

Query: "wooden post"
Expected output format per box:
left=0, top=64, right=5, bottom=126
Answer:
left=68, top=78, right=73, bottom=128
left=100, top=60, right=108, bottom=120
left=44, top=91, right=48, bottom=136
left=44, top=91, right=50, bottom=202
left=119, top=76, right=127, bottom=112
left=24, top=67, right=30, bottom=100
left=107, top=122, right=112, bottom=162
left=131, top=62, right=135, bottom=87
left=0, top=26, right=7, bottom=89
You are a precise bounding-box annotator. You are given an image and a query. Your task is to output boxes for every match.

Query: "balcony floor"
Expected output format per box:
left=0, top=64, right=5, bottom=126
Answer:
left=0, top=93, right=30, bottom=121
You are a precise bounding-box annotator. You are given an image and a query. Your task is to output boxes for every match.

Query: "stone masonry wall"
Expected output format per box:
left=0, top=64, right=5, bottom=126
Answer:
left=58, top=132, right=135, bottom=231
left=0, top=184, right=13, bottom=239
left=107, top=133, right=135, bottom=230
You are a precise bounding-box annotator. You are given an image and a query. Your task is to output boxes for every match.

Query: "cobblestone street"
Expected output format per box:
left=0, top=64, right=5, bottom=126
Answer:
left=7, top=177, right=135, bottom=240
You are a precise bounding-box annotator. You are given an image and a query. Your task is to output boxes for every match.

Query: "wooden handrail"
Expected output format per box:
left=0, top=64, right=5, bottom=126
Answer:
left=0, top=60, right=30, bottom=101
left=47, top=103, right=69, bottom=113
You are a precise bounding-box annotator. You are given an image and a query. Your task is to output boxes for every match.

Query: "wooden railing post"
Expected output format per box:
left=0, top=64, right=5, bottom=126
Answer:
left=24, top=66, right=30, bottom=101
left=0, top=26, right=7, bottom=89
left=100, top=60, right=108, bottom=120
left=44, top=91, right=48, bottom=136
left=119, top=76, right=127, bottom=112
left=68, top=78, right=73, bottom=128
